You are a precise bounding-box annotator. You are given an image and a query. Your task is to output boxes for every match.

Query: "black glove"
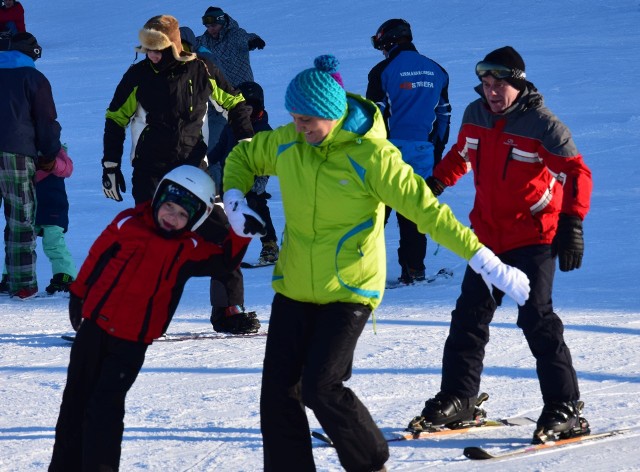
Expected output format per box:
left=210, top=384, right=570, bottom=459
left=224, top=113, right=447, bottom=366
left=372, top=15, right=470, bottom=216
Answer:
left=552, top=214, right=584, bottom=272
left=248, top=37, right=266, bottom=50
left=102, top=161, right=126, bottom=201
left=426, top=176, right=446, bottom=197
left=69, top=294, right=84, bottom=332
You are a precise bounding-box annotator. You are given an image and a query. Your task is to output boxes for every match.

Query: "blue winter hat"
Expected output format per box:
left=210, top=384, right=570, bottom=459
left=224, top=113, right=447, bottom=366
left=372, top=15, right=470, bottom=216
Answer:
left=285, top=55, right=347, bottom=120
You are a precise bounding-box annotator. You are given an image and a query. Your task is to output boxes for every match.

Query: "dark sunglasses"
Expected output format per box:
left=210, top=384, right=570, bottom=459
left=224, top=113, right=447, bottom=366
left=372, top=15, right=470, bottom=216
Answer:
left=475, top=61, right=526, bottom=80
left=202, top=14, right=225, bottom=26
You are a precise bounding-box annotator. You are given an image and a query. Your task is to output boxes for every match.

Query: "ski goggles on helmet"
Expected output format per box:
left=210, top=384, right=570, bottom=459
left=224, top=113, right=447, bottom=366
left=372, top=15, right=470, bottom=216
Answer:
left=475, top=61, right=526, bottom=80
left=202, top=14, right=226, bottom=26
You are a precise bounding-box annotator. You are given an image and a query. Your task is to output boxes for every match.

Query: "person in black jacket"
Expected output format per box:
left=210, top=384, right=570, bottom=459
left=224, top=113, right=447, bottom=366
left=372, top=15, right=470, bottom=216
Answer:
left=101, top=15, right=258, bottom=333
left=207, top=80, right=278, bottom=334
left=101, top=14, right=254, bottom=204
left=179, top=26, right=262, bottom=334
left=0, top=32, right=64, bottom=299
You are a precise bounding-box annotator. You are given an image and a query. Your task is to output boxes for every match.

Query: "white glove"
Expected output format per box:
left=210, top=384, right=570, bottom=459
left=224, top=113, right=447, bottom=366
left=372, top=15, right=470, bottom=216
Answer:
left=222, top=189, right=266, bottom=238
left=469, top=247, right=530, bottom=306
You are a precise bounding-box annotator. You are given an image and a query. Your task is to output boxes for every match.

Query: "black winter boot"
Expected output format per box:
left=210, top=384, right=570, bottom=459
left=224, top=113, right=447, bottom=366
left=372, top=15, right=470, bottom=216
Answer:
left=210, top=305, right=260, bottom=334
left=45, top=273, right=74, bottom=294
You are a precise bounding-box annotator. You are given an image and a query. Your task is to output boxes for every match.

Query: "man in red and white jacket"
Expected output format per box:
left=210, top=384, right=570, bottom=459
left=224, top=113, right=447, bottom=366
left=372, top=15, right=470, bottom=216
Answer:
left=413, top=46, right=593, bottom=442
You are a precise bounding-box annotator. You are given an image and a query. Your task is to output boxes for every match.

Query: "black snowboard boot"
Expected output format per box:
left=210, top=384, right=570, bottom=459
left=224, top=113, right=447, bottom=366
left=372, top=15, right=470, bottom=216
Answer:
left=415, top=392, right=479, bottom=428
left=210, top=305, right=260, bottom=334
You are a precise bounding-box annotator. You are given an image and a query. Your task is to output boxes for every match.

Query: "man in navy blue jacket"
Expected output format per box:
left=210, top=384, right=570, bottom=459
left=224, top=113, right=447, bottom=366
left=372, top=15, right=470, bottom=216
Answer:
left=0, top=32, right=64, bottom=299
left=367, top=19, right=451, bottom=284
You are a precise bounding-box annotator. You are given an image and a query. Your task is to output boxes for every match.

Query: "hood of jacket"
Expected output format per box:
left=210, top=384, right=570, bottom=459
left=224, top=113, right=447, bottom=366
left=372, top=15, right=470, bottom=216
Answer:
left=312, top=92, right=387, bottom=149
left=0, top=50, right=35, bottom=69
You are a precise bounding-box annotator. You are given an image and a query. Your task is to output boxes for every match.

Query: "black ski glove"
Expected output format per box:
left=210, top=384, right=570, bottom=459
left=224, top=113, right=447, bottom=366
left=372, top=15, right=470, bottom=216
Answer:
left=69, top=293, right=84, bottom=332
left=426, top=176, right=446, bottom=197
left=248, top=37, right=266, bottom=50
left=552, top=214, right=584, bottom=272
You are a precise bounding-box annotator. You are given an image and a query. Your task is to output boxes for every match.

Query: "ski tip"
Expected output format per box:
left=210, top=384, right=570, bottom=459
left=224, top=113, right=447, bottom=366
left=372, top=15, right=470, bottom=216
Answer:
left=61, top=335, right=75, bottom=342
left=463, top=446, right=494, bottom=460
left=311, top=430, right=334, bottom=446
left=240, top=261, right=276, bottom=269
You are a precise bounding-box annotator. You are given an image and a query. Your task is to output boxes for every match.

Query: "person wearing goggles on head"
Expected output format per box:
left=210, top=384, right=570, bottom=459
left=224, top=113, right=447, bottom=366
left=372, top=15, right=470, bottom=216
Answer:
left=407, top=46, right=593, bottom=445
left=195, top=6, right=265, bottom=88
left=194, top=6, right=266, bottom=167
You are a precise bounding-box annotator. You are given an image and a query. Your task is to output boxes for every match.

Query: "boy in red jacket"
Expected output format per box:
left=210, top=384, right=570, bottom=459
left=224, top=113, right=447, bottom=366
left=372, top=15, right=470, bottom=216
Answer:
left=49, top=166, right=254, bottom=471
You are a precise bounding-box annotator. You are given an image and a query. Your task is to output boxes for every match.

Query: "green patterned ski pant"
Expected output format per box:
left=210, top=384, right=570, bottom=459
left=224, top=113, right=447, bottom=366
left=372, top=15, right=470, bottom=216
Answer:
left=0, top=152, right=38, bottom=292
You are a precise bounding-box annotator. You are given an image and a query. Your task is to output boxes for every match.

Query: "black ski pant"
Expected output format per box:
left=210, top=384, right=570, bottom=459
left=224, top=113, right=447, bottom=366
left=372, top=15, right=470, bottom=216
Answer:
left=384, top=206, right=427, bottom=272
left=49, top=320, right=147, bottom=471
left=199, top=204, right=245, bottom=310
left=261, top=294, right=389, bottom=472
left=246, top=190, right=277, bottom=244
left=440, top=244, right=580, bottom=403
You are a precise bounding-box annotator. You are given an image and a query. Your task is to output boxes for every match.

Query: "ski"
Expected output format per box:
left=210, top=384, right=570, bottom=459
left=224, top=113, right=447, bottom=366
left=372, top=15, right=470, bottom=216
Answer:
left=61, top=331, right=268, bottom=344
left=240, top=261, right=275, bottom=269
left=312, top=416, right=536, bottom=447
left=156, top=331, right=268, bottom=342
left=385, top=268, right=453, bottom=289
left=463, top=428, right=632, bottom=460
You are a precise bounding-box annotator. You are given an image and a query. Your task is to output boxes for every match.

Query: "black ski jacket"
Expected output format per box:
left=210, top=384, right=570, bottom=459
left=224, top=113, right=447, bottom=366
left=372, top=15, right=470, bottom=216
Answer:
left=103, top=56, right=253, bottom=174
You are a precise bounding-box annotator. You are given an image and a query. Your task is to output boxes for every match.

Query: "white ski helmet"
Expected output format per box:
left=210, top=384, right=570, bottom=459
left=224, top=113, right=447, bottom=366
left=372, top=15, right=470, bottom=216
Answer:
left=152, top=165, right=215, bottom=233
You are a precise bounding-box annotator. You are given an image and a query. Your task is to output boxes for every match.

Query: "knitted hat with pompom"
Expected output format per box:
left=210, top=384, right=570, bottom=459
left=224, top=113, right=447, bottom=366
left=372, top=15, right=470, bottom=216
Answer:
left=285, top=55, right=346, bottom=120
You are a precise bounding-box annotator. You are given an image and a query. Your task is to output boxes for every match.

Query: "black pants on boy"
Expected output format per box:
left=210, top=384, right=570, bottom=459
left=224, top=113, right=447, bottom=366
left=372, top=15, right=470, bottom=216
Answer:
left=440, top=244, right=580, bottom=403
left=261, top=294, right=389, bottom=472
left=49, top=320, right=147, bottom=471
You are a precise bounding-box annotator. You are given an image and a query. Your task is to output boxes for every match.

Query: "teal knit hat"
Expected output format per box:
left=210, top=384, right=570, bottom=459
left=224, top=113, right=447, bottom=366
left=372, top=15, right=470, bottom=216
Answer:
left=285, top=55, right=347, bottom=120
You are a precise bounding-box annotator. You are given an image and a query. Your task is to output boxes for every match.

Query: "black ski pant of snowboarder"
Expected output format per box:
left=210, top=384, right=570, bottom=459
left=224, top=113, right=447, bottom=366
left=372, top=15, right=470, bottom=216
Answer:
left=198, top=204, right=245, bottom=311
left=246, top=190, right=277, bottom=244
left=49, top=319, right=147, bottom=471
left=131, top=167, right=245, bottom=316
left=384, top=206, right=427, bottom=273
left=261, top=294, right=389, bottom=472
left=440, top=244, right=580, bottom=403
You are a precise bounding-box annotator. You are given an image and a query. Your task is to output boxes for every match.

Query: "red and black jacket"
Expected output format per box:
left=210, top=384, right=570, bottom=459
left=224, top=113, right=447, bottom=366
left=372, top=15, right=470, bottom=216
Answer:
left=434, top=85, right=592, bottom=254
left=70, top=202, right=249, bottom=344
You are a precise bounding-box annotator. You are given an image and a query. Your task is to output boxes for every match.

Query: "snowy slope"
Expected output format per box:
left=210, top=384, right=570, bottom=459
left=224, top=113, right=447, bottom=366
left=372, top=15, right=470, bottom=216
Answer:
left=1, top=0, right=640, bottom=470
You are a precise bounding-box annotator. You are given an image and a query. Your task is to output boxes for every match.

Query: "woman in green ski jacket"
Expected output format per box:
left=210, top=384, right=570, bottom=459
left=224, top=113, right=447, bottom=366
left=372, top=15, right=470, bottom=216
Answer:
left=222, top=55, right=530, bottom=472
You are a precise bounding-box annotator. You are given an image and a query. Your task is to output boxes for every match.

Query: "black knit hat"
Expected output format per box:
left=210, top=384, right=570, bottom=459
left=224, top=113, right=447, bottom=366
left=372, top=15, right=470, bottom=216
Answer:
left=5, top=32, right=42, bottom=60
left=481, top=46, right=527, bottom=91
left=202, top=6, right=226, bottom=26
